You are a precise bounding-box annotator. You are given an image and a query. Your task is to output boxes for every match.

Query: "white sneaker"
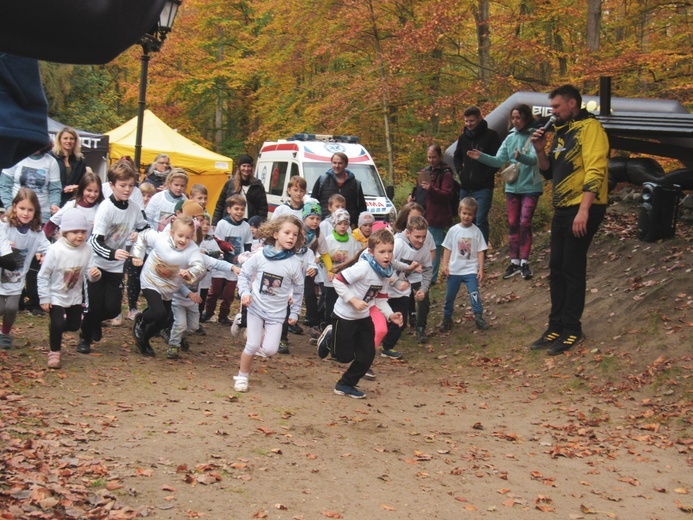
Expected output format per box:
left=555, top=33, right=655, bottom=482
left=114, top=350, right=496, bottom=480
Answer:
left=230, top=313, right=242, bottom=337
left=110, top=313, right=123, bottom=327
left=233, top=375, right=249, bottom=392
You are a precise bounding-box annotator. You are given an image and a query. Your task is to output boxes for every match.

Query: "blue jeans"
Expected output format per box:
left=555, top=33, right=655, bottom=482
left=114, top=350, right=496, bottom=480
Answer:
left=459, top=188, right=493, bottom=244
left=443, top=273, right=483, bottom=319
left=428, top=226, right=446, bottom=285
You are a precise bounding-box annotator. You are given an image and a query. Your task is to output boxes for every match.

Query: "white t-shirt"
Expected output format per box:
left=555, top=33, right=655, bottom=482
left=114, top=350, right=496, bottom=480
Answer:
left=214, top=218, right=253, bottom=281
left=37, top=237, right=96, bottom=307
left=0, top=154, right=61, bottom=222
left=145, top=190, right=187, bottom=231
left=333, top=260, right=391, bottom=320
left=49, top=200, right=100, bottom=236
left=390, top=233, right=434, bottom=297
left=135, top=229, right=206, bottom=301
left=442, top=223, right=487, bottom=276
left=89, top=196, right=149, bottom=273
left=323, top=232, right=361, bottom=288
left=271, top=203, right=303, bottom=220
left=238, top=250, right=304, bottom=322
left=0, top=222, right=51, bottom=295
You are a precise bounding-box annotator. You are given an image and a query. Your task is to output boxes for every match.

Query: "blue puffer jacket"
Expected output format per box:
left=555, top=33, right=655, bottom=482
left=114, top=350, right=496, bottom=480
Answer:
left=474, top=127, right=544, bottom=195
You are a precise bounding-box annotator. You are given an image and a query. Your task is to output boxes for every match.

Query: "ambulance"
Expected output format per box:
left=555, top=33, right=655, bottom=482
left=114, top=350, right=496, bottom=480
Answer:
left=255, top=134, right=396, bottom=221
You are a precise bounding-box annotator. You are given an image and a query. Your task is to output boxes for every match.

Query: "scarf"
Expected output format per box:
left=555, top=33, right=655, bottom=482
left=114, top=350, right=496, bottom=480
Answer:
left=332, top=230, right=349, bottom=243
left=263, top=245, right=295, bottom=261
left=223, top=215, right=243, bottom=226
left=362, top=251, right=393, bottom=278
left=305, top=228, right=316, bottom=246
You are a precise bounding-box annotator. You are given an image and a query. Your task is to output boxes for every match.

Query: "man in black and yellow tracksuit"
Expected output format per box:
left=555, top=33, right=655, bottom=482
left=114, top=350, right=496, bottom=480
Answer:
left=529, top=85, right=609, bottom=355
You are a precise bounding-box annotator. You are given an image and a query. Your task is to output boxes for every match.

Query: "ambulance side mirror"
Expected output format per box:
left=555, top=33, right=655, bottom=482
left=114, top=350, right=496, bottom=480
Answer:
left=386, top=185, right=394, bottom=200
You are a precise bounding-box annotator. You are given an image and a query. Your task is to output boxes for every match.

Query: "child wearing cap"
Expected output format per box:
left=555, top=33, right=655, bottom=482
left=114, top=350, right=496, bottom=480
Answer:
left=322, top=208, right=360, bottom=328
left=301, top=201, right=332, bottom=338
left=352, top=211, right=375, bottom=247
left=38, top=209, right=102, bottom=369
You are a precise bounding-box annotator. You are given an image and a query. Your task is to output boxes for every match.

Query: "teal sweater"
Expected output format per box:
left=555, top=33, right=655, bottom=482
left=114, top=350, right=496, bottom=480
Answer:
left=475, top=128, right=544, bottom=195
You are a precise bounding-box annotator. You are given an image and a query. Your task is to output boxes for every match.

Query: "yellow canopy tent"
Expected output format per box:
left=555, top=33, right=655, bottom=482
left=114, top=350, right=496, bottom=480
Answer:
left=106, top=110, right=233, bottom=214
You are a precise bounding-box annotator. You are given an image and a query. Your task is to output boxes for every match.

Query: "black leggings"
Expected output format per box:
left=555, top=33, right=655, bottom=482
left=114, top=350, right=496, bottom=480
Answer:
left=82, top=271, right=123, bottom=343
left=141, top=288, right=172, bottom=341
left=49, top=305, right=83, bottom=351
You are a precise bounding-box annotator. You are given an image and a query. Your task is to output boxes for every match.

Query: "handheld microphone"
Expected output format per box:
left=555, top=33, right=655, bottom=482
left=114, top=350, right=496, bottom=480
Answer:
left=540, top=115, right=557, bottom=133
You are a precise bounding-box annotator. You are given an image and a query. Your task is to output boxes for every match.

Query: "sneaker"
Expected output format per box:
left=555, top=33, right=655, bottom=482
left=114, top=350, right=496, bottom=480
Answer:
left=288, top=323, right=304, bottom=335
left=230, top=313, right=242, bottom=337
left=439, top=317, right=452, bottom=333
left=233, top=375, right=249, bottom=392
left=334, top=383, right=366, bottom=399
left=547, top=332, right=585, bottom=356
left=200, top=312, right=212, bottom=323
left=180, top=337, right=190, bottom=352
left=381, top=348, right=402, bottom=359
left=308, top=326, right=321, bottom=339
left=110, top=313, right=123, bottom=327
left=30, top=307, right=46, bottom=317
left=416, top=327, right=428, bottom=344
left=218, top=316, right=232, bottom=325
left=127, top=309, right=139, bottom=321
left=520, top=263, right=533, bottom=280
left=166, top=346, right=180, bottom=359
left=76, top=337, right=91, bottom=354
left=278, top=341, right=290, bottom=355
left=474, top=313, right=489, bottom=330
left=135, top=336, right=156, bottom=357
left=160, top=328, right=171, bottom=344
left=503, top=263, right=522, bottom=279
left=530, top=329, right=561, bottom=350
left=317, top=325, right=333, bottom=359
left=194, top=325, right=206, bottom=336
left=409, top=313, right=417, bottom=329
left=0, top=333, right=12, bottom=350
left=363, top=369, right=376, bottom=381
left=132, top=313, right=145, bottom=341
left=47, top=351, right=61, bottom=369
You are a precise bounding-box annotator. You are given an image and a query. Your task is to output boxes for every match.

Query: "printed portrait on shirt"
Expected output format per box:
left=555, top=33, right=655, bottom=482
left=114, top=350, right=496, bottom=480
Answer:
left=1, top=247, right=28, bottom=284
left=63, top=266, right=84, bottom=290
left=152, top=255, right=178, bottom=280
left=457, top=238, right=472, bottom=260
left=224, top=236, right=241, bottom=264
left=260, top=272, right=282, bottom=295
left=362, top=284, right=382, bottom=303
left=157, top=211, right=175, bottom=232
left=331, top=249, right=350, bottom=264
left=20, top=166, right=47, bottom=192
left=106, top=222, right=134, bottom=248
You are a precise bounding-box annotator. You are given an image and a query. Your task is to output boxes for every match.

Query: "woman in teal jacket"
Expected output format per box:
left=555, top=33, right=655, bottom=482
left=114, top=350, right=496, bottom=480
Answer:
left=467, top=104, right=543, bottom=280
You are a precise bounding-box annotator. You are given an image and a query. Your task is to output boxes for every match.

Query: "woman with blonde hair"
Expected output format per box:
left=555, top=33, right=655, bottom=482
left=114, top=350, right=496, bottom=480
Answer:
left=51, top=127, right=86, bottom=207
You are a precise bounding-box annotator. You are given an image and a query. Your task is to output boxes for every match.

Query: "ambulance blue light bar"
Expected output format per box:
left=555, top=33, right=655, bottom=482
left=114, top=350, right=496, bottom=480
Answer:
left=288, top=133, right=359, bottom=144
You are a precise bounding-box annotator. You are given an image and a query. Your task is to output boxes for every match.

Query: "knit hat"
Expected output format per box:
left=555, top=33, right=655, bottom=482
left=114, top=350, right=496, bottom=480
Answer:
left=237, top=154, right=254, bottom=167
left=358, top=211, right=375, bottom=227
left=60, top=209, right=88, bottom=233
left=248, top=215, right=264, bottom=228
left=330, top=208, right=350, bottom=227
left=372, top=221, right=390, bottom=232
left=174, top=199, right=204, bottom=217
left=302, top=201, right=321, bottom=221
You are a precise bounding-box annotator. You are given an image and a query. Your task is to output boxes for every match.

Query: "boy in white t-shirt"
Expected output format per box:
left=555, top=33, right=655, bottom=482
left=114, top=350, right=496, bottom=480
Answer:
left=439, top=197, right=489, bottom=333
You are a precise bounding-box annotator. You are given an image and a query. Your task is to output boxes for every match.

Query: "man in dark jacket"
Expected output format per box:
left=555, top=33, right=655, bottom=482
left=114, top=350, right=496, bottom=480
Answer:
left=452, top=106, right=501, bottom=243
left=311, top=152, right=367, bottom=225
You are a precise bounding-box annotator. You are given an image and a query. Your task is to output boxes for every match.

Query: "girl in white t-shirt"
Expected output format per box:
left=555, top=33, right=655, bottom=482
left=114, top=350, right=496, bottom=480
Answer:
left=318, top=229, right=403, bottom=399
left=233, top=215, right=305, bottom=393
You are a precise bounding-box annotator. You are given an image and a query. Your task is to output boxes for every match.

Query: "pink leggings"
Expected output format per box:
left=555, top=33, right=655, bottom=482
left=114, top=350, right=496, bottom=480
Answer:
left=370, top=306, right=388, bottom=348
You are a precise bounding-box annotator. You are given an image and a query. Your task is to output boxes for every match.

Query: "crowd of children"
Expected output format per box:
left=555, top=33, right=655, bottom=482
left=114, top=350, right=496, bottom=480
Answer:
left=1, top=157, right=499, bottom=400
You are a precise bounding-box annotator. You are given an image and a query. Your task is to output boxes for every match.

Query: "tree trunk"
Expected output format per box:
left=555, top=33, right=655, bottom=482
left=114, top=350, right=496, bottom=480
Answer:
left=475, top=0, right=491, bottom=84
left=586, top=0, right=602, bottom=51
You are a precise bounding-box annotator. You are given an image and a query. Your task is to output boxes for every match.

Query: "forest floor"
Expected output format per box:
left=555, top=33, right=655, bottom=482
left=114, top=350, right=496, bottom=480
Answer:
left=1, top=199, right=692, bottom=520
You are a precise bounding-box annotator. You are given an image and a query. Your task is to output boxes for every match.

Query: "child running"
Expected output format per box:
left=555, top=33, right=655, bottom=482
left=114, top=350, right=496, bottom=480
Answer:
left=440, top=197, right=489, bottom=332
left=80, top=162, right=148, bottom=354
left=233, top=215, right=305, bottom=393
left=131, top=216, right=206, bottom=356
left=38, top=209, right=101, bottom=368
left=0, top=188, right=51, bottom=349
left=318, top=229, right=403, bottom=399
